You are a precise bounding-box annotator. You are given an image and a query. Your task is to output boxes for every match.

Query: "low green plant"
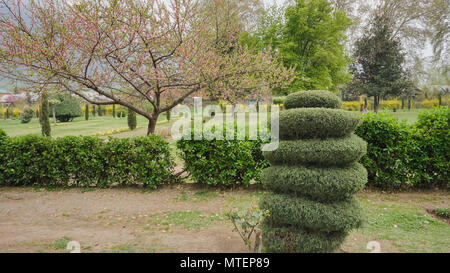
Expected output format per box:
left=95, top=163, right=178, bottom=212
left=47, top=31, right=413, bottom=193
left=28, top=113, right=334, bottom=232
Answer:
left=433, top=208, right=449, bottom=218
left=21, top=108, right=34, bottom=123
left=227, top=206, right=270, bottom=253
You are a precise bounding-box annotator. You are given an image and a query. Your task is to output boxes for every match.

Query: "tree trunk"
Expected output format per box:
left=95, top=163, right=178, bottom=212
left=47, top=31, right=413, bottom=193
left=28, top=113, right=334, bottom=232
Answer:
left=374, top=96, right=380, bottom=113
left=401, top=98, right=405, bottom=109
left=147, top=117, right=157, bottom=135
left=52, top=104, right=57, bottom=125
left=408, top=99, right=411, bottom=110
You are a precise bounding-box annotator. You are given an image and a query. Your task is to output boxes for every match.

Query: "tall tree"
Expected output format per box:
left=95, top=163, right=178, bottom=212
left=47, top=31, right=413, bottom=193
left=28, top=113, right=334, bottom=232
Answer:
left=0, top=0, right=293, bottom=135
left=242, top=0, right=352, bottom=94
left=348, top=14, right=411, bottom=112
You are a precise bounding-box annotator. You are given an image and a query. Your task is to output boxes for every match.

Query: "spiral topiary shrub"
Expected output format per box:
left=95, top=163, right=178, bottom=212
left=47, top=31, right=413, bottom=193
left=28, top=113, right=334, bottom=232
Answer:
left=260, top=90, right=367, bottom=253
left=284, top=90, right=342, bottom=110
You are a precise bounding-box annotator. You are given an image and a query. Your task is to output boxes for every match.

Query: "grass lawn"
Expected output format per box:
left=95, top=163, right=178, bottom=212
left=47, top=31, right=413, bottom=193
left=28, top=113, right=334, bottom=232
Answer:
left=0, top=186, right=448, bottom=253
left=0, top=114, right=170, bottom=138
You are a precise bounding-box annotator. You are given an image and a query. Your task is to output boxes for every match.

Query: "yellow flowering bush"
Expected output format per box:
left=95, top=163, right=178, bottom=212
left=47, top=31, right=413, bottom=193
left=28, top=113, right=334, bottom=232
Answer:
left=380, top=99, right=401, bottom=110
left=421, top=99, right=439, bottom=108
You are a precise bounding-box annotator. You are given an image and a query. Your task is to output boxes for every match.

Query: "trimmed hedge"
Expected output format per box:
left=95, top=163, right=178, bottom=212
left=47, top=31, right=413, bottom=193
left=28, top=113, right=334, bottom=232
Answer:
left=263, top=134, right=367, bottom=166
left=176, top=131, right=269, bottom=187
left=356, top=108, right=449, bottom=189
left=279, top=108, right=360, bottom=139
left=0, top=134, right=175, bottom=188
left=284, top=90, right=342, bottom=110
left=261, top=223, right=348, bottom=253
left=261, top=194, right=363, bottom=232
left=261, top=163, right=367, bottom=202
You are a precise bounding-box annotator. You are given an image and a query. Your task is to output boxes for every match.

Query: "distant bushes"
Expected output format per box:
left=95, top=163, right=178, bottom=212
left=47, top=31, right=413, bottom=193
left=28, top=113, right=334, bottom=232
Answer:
left=355, top=107, right=449, bottom=189
left=53, top=95, right=82, bottom=122
left=0, top=134, right=175, bottom=188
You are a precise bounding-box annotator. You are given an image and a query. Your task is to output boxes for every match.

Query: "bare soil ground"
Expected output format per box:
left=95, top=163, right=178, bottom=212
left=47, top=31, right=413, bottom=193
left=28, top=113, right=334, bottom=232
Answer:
left=0, top=185, right=448, bottom=253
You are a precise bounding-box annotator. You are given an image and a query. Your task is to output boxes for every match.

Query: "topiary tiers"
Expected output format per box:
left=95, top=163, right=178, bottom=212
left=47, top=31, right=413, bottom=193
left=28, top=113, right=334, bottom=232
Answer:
left=279, top=108, right=360, bottom=139
left=261, top=163, right=367, bottom=201
left=261, top=194, right=363, bottom=232
left=260, top=90, right=367, bottom=253
left=261, top=223, right=348, bottom=253
left=263, top=134, right=366, bottom=166
left=284, top=90, right=342, bottom=110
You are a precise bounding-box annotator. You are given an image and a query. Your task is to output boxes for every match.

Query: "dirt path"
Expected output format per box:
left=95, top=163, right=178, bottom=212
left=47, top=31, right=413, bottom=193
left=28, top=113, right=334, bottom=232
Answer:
left=0, top=186, right=448, bottom=253
left=0, top=185, right=261, bottom=253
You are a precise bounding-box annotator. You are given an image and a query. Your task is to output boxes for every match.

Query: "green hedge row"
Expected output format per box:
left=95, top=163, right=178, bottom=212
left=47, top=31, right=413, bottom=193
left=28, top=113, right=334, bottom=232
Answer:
left=260, top=194, right=363, bottom=233
left=261, top=163, right=367, bottom=202
left=279, top=108, right=360, bottom=139
left=0, top=133, right=175, bottom=188
left=355, top=108, right=449, bottom=189
left=284, top=90, right=342, bottom=110
left=176, top=131, right=269, bottom=187
left=263, top=134, right=366, bottom=166
left=261, top=223, right=347, bottom=253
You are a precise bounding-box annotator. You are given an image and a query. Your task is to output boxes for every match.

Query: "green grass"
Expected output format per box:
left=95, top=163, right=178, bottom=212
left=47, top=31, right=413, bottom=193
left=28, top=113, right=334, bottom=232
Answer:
left=48, top=236, right=72, bottom=251
left=353, top=198, right=450, bottom=252
left=147, top=210, right=226, bottom=231
left=0, top=114, right=169, bottom=138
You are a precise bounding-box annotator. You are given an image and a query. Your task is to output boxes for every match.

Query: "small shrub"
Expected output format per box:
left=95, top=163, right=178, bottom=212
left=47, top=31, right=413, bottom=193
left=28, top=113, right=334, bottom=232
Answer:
left=421, top=99, right=439, bottom=108
left=284, top=90, right=342, bottom=110
left=128, top=109, right=137, bottom=130
left=176, top=129, right=269, bottom=188
left=273, top=97, right=286, bottom=105
left=380, top=99, right=401, bottom=110
left=21, top=108, right=34, bottom=123
left=0, top=129, right=8, bottom=143
left=116, top=109, right=127, bottom=118
left=54, top=95, right=82, bottom=122
left=433, top=208, right=449, bottom=218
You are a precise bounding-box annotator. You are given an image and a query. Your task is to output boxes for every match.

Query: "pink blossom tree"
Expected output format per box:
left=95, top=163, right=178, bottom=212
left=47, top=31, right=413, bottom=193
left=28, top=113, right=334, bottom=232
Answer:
left=0, top=0, right=293, bottom=134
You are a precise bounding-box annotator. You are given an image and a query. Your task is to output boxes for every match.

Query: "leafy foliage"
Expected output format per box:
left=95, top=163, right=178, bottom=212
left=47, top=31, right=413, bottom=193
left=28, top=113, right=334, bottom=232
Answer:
left=227, top=206, right=270, bottom=252
left=412, top=107, right=449, bottom=187
left=355, top=108, right=449, bottom=189
left=347, top=14, right=412, bottom=112
left=20, top=108, right=34, bottom=124
left=128, top=109, right=137, bottom=130
left=176, top=130, right=269, bottom=188
left=0, top=135, right=175, bottom=188
left=53, top=95, right=82, bottom=122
